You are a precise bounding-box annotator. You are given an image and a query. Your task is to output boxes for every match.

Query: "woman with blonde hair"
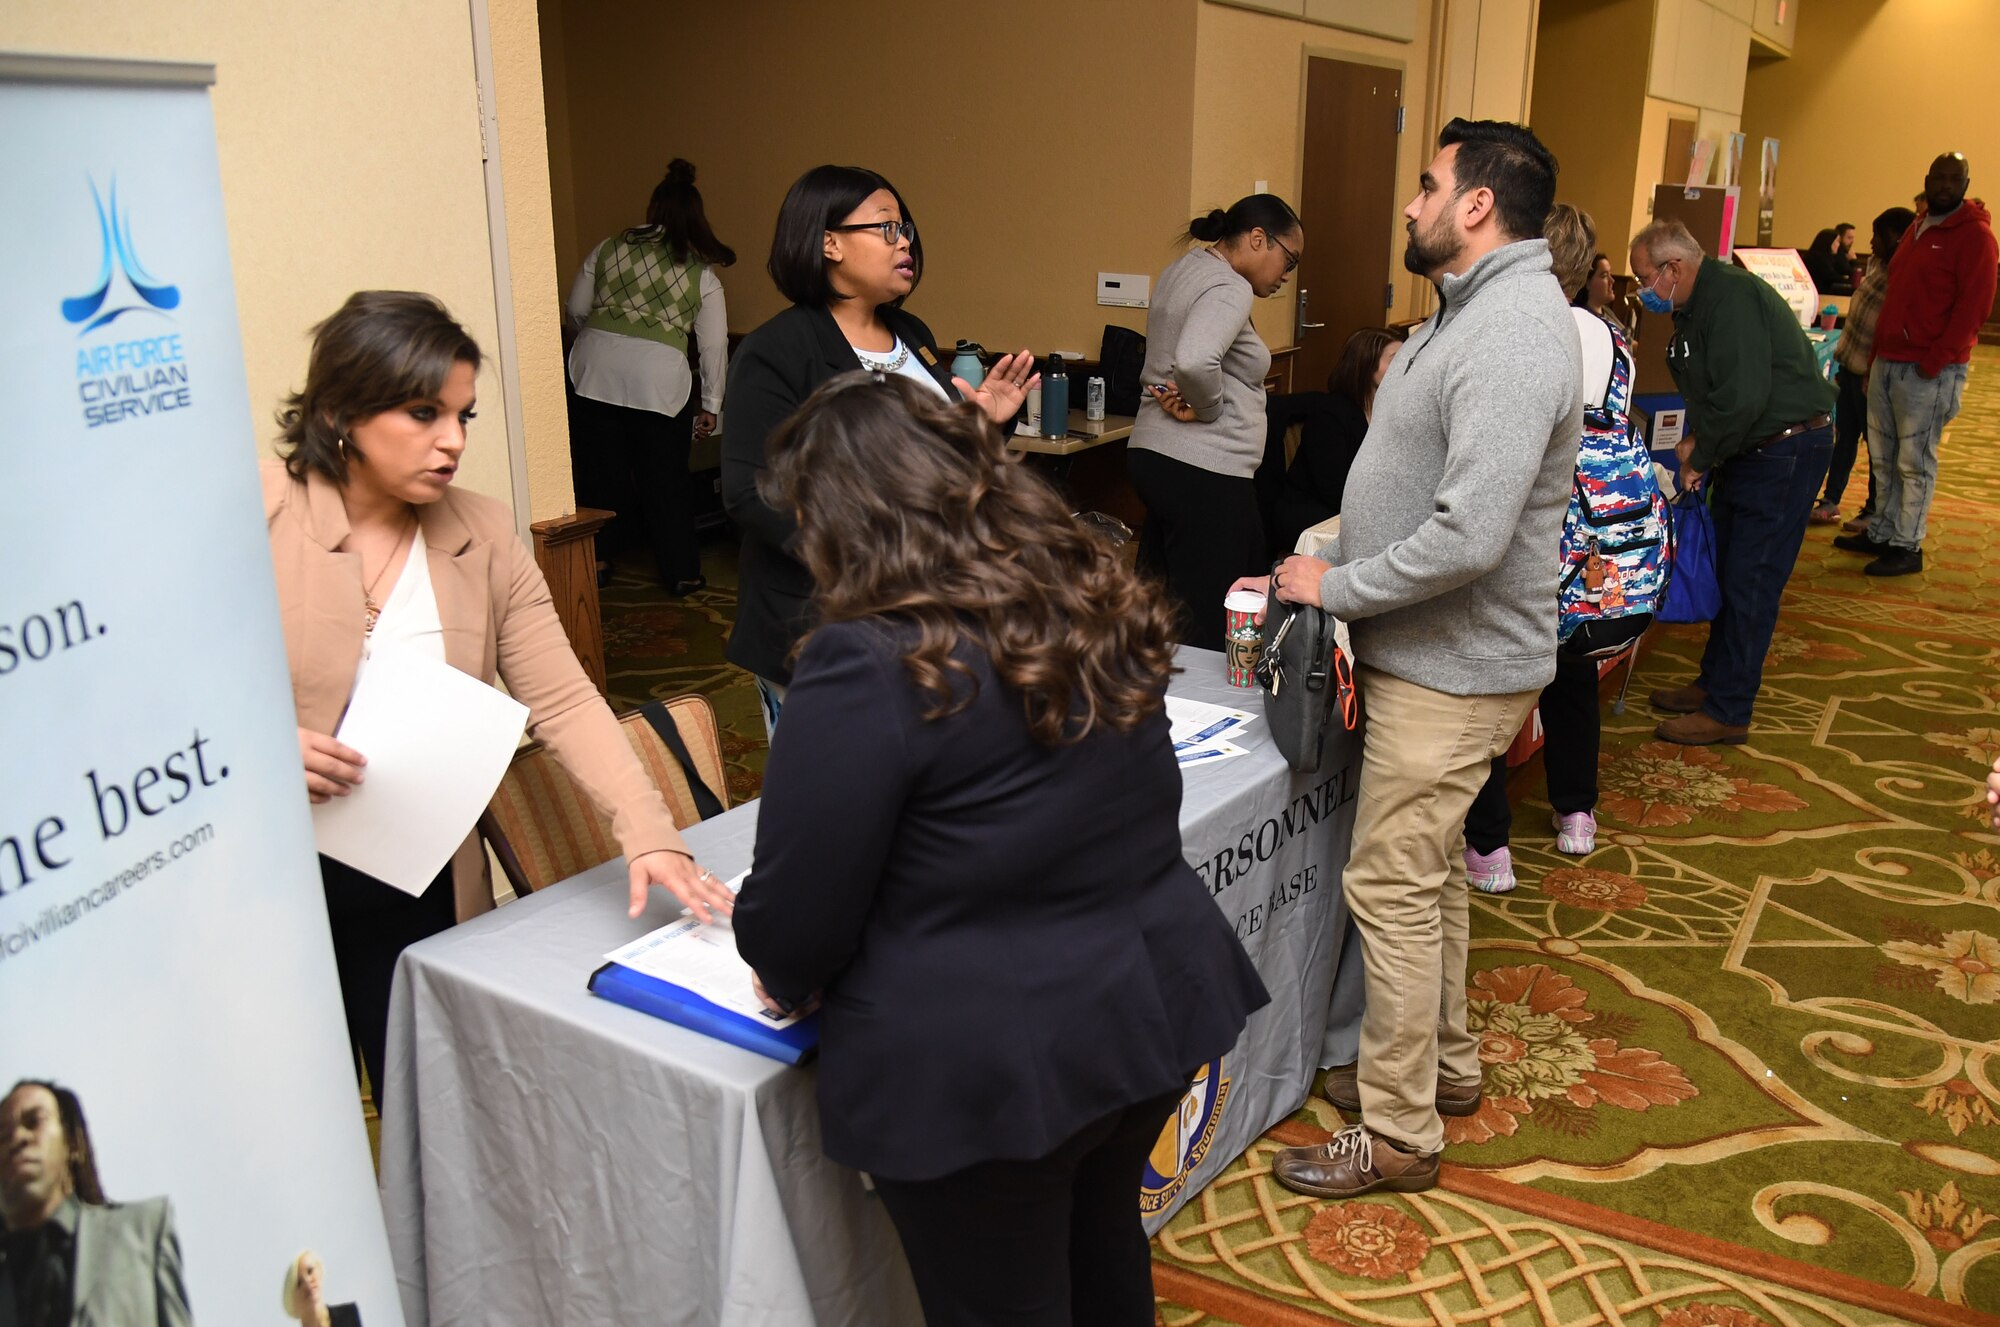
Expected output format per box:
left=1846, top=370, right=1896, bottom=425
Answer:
left=282, top=1250, right=360, bottom=1326
left=733, top=372, right=1268, bottom=1325
left=1459, top=203, right=1632, bottom=893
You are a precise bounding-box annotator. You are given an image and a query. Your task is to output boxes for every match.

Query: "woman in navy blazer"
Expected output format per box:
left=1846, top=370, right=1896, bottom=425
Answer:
left=720, top=164, right=1038, bottom=726
left=732, top=373, right=1268, bottom=1327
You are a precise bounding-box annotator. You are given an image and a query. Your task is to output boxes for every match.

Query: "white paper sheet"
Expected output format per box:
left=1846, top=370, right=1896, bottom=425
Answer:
left=1166, top=695, right=1258, bottom=749
left=606, top=871, right=805, bottom=1026
left=1177, top=740, right=1249, bottom=769
left=311, top=644, right=529, bottom=895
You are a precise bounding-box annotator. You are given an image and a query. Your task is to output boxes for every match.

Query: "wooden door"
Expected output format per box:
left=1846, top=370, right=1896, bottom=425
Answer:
left=1295, top=57, right=1404, bottom=392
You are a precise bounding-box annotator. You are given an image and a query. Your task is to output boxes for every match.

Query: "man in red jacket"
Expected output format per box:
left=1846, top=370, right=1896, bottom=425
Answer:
left=1834, top=152, right=1998, bottom=577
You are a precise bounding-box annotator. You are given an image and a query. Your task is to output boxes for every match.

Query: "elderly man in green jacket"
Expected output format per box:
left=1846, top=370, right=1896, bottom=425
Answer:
left=1630, top=218, right=1836, bottom=745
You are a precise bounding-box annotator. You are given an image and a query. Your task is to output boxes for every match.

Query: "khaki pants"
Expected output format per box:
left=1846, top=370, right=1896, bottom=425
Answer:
left=1346, top=666, right=1538, bottom=1154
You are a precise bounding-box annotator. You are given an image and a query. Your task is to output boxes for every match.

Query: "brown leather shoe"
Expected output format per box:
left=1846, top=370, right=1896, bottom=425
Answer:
left=1271, top=1124, right=1440, bottom=1199
left=1649, top=683, right=1708, bottom=714
left=1655, top=711, right=1748, bottom=745
left=1323, top=1064, right=1483, bottom=1117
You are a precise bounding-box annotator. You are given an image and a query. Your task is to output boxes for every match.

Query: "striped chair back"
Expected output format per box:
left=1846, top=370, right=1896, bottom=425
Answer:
left=481, top=694, right=729, bottom=898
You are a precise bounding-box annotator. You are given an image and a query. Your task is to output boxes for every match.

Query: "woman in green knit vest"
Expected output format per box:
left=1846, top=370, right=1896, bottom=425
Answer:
left=566, top=158, right=734, bottom=595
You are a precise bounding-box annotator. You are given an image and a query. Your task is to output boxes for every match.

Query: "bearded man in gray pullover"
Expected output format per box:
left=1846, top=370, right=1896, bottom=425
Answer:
left=1236, top=119, right=1582, bottom=1199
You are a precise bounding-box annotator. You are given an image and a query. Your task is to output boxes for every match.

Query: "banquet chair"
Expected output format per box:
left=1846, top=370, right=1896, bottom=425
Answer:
left=480, top=694, right=729, bottom=899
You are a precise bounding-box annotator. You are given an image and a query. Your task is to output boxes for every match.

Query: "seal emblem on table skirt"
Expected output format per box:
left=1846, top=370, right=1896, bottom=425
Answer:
left=1140, top=1058, right=1232, bottom=1216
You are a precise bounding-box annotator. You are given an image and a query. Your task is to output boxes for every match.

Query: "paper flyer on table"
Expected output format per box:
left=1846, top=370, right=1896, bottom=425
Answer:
left=605, top=871, right=806, bottom=1027
left=1167, top=695, right=1258, bottom=749
left=312, top=645, right=528, bottom=894
left=1177, top=740, right=1249, bottom=768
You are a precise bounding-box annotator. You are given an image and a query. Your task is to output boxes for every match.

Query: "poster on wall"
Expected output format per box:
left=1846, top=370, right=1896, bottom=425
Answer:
left=0, top=55, right=405, bottom=1326
left=1725, top=131, right=1746, bottom=188
left=1759, top=137, right=1780, bottom=246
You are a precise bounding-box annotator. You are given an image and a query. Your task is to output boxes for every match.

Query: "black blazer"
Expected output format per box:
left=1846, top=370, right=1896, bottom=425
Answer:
left=1270, top=391, right=1368, bottom=555
left=719, top=304, right=959, bottom=682
left=732, top=620, right=1270, bottom=1181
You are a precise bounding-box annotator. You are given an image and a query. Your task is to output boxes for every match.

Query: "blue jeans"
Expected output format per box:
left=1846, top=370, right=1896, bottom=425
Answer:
left=1866, top=360, right=1968, bottom=551
left=1695, top=427, right=1834, bottom=727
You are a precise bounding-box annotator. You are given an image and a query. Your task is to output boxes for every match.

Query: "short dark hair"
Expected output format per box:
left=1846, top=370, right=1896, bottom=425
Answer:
left=1437, top=118, right=1559, bottom=243
left=1328, top=326, right=1403, bottom=404
left=277, top=292, right=482, bottom=485
left=627, top=158, right=735, bottom=267
left=766, top=165, right=922, bottom=308
left=1184, top=193, right=1300, bottom=246
left=4, top=1080, right=108, bottom=1207
left=1874, top=205, right=1916, bottom=247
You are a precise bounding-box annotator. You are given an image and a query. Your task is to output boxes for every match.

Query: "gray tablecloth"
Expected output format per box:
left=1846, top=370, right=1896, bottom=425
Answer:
left=379, top=647, right=1362, bottom=1325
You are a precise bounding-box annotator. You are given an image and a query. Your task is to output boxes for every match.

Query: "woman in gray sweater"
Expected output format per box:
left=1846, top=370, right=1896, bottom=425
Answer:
left=1130, top=194, right=1303, bottom=649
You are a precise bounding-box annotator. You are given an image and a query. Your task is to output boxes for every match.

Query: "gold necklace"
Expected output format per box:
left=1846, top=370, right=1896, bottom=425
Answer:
left=361, top=511, right=417, bottom=635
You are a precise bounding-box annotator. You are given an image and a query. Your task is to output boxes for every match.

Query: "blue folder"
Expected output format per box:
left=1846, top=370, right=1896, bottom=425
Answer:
left=588, top=961, right=820, bottom=1065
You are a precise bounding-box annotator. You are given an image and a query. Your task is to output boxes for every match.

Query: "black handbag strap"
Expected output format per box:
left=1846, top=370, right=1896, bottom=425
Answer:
left=637, top=701, right=725, bottom=821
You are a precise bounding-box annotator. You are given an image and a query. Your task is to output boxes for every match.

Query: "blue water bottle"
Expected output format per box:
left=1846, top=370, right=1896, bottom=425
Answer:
left=1041, top=353, right=1069, bottom=438
left=951, top=340, right=986, bottom=390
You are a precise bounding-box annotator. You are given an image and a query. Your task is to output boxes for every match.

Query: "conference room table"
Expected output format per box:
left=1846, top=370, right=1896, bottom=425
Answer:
left=378, top=647, right=1365, bottom=1327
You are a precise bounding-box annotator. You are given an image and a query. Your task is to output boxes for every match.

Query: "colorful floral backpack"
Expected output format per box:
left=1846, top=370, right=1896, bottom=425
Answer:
left=1557, top=318, right=1670, bottom=657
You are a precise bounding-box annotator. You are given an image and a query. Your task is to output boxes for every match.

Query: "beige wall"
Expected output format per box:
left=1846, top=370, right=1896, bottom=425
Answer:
left=546, top=0, right=1198, bottom=357
left=1740, top=0, right=2000, bottom=250
left=485, top=0, right=572, bottom=521
left=1190, top=1, right=1438, bottom=346
left=1529, top=0, right=1652, bottom=265
left=1188, top=0, right=1545, bottom=339
left=2, top=0, right=574, bottom=521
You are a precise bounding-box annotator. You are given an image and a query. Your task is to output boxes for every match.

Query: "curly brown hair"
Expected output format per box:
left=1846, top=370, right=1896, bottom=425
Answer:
left=761, top=372, right=1179, bottom=744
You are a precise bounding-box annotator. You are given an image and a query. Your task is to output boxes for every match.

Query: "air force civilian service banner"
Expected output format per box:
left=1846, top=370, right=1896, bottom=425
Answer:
left=1, top=56, right=403, bottom=1325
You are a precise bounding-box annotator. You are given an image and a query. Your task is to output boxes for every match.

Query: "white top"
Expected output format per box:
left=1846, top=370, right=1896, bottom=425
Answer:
left=852, top=337, right=952, bottom=399
left=852, top=337, right=949, bottom=399
left=565, top=237, right=729, bottom=419
left=364, top=525, right=445, bottom=667
left=1571, top=307, right=1617, bottom=411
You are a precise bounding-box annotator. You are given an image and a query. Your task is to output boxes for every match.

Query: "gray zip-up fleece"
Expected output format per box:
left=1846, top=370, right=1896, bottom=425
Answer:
left=1316, top=238, right=1582, bottom=696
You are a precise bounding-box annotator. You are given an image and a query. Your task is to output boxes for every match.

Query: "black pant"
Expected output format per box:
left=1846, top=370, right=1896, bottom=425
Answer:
left=1464, top=650, right=1603, bottom=854
left=571, top=393, right=702, bottom=586
left=1822, top=368, right=1871, bottom=512
left=1129, top=449, right=1265, bottom=652
left=872, top=1089, right=1183, bottom=1327
left=320, top=856, right=456, bottom=1112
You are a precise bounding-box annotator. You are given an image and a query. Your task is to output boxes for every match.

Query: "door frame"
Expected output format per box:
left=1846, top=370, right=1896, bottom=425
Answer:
left=1292, top=44, right=1415, bottom=349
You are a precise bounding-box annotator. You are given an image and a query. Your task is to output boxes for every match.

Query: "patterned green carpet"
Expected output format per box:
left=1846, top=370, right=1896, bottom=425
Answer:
left=602, top=357, right=2000, bottom=1323
left=1152, top=348, right=2000, bottom=1327
left=598, top=539, right=768, bottom=806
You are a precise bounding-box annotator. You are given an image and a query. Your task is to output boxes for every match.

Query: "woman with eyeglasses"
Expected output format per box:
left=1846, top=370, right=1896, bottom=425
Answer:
left=1129, top=193, right=1303, bottom=650
left=721, top=165, right=1039, bottom=733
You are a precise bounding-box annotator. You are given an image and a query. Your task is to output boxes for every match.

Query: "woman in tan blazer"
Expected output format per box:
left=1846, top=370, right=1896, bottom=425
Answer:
left=265, top=291, right=735, bottom=1108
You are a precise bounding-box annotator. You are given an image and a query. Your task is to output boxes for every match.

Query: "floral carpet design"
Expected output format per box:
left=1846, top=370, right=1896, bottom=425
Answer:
left=1150, top=349, right=2000, bottom=1324
left=598, top=356, right=2000, bottom=1325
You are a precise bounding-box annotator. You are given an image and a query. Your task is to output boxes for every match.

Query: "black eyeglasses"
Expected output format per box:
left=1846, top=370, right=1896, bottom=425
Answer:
left=831, top=219, right=916, bottom=246
left=1270, top=233, right=1301, bottom=274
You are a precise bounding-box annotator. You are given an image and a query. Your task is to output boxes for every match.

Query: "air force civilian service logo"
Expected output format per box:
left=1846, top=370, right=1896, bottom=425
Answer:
left=63, top=176, right=194, bottom=429
left=1140, top=1058, right=1232, bottom=1216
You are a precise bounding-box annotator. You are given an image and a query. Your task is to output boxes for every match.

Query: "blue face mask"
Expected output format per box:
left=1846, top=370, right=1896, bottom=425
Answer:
left=1638, top=265, right=1677, bottom=314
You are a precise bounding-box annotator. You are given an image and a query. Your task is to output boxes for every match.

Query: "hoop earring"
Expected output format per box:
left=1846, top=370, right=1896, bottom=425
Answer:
left=337, top=436, right=348, bottom=459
